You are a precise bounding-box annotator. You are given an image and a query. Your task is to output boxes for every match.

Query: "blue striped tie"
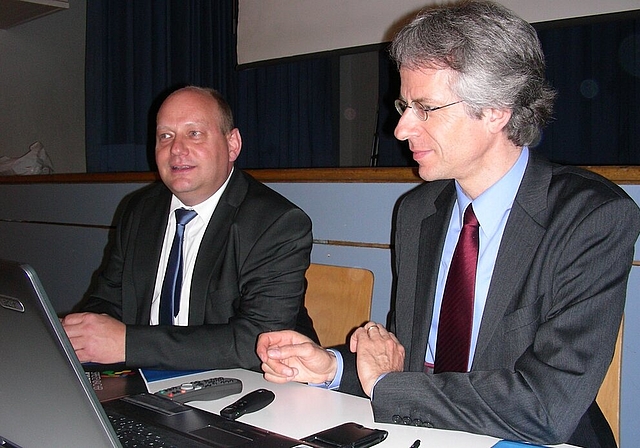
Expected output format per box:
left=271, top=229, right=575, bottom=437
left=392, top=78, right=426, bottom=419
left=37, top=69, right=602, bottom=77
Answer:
left=159, top=208, right=197, bottom=325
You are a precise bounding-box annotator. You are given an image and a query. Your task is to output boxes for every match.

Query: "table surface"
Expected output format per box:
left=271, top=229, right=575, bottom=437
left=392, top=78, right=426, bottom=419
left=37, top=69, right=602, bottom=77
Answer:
left=144, top=368, right=575, bottom=448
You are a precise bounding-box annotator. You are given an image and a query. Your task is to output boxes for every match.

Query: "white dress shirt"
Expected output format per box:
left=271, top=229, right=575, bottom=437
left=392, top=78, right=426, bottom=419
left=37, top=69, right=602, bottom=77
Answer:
left=150, top=169, right=234, bottom=325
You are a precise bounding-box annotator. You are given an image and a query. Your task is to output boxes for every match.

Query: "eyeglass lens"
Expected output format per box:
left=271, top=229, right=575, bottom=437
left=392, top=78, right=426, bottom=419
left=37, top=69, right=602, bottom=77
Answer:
left=394, top=99, right=428, bottom=121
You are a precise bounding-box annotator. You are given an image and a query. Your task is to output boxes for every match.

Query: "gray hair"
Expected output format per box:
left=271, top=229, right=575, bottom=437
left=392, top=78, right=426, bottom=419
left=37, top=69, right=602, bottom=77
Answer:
left=390, top=0, right=556, bottom=146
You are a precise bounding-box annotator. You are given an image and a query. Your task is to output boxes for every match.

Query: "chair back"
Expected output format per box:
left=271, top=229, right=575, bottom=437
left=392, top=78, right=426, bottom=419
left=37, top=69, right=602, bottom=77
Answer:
left=596, top=317, right=623, bottom=446
left=304, top=263, right=374, bottom=347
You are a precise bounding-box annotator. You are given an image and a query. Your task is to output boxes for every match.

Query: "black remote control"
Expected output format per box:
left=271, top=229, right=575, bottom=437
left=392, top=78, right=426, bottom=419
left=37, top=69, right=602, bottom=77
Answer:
left=155, top=377, right=243, bottom=403
left=220, top=388, right=275, bottom=420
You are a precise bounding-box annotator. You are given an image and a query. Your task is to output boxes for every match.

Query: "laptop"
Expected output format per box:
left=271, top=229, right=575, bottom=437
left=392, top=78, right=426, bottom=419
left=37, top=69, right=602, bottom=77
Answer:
left=0, top=259, right=313, bottom=448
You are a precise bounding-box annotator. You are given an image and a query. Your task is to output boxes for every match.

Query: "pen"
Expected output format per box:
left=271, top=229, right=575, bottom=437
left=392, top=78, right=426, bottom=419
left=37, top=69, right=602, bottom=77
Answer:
left=410, top=440, right=421, bottom=448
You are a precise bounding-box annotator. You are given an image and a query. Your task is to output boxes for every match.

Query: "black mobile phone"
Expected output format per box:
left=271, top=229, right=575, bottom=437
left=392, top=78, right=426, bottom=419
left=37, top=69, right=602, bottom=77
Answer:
left=301, top=422, right=388, bottom=448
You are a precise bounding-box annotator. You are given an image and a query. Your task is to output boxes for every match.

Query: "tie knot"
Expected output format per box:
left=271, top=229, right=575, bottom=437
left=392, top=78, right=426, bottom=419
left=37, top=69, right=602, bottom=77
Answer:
left=175, top=208, right=197, bottom=226
left=463, top=205, right=479, bottom=228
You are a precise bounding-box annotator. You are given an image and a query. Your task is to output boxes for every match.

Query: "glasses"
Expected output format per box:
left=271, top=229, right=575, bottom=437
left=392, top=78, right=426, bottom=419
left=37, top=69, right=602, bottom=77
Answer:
left=394, top=99, right=463, bottom=121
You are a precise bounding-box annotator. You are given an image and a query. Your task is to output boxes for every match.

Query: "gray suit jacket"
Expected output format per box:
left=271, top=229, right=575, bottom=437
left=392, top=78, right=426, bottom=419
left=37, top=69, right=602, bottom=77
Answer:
left=82, top=169, right=317, bottom=370
left=338, top=152, right=640, bottom=447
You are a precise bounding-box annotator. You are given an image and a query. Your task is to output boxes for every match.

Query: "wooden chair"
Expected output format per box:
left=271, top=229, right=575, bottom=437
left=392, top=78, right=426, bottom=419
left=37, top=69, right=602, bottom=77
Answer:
left=304, top=263, right=374, bottom=347
left=596, top=318, right=624, bottom=446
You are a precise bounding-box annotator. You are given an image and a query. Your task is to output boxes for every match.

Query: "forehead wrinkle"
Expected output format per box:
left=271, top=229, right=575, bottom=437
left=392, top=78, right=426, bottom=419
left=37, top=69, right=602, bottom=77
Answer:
left=157, top=120, right=208, bottom=130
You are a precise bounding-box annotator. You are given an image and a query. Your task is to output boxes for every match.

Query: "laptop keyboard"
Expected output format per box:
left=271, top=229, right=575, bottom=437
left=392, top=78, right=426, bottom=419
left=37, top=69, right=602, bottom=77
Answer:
left=107, top=409, right=208, bottom=448
left=86, top=371, right=104, bottom=391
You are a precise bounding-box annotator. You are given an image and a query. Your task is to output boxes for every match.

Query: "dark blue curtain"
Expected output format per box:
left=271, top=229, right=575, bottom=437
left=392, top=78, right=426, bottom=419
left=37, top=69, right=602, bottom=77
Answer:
left=86, top=3, right=637, bottom=171
left=85, top=0, right=335, bottom=172
left=234, top=58, right=337, bottom=168
left=375, top=14, right=640, bottom=166
left=375, top=45, right=411, bottom=167
left=536, top=16, right=640, bottom=165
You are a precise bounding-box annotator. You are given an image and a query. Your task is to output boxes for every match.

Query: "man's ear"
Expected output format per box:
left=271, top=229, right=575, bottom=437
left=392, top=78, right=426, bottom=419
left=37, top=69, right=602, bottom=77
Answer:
left=484, top=107, right=512, bottom=135
left=227, top=128, right=242, bottom=162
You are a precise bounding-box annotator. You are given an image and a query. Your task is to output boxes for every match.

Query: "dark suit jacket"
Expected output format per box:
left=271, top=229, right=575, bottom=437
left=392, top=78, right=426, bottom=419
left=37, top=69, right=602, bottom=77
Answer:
left=337, top=152, right=640, bottom=447
left=82, top=169, right=317, bottom=370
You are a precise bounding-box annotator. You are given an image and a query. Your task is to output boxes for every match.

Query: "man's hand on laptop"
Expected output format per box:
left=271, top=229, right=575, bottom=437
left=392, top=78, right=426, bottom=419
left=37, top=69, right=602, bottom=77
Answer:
left=61, top=312, right=126, bottom=364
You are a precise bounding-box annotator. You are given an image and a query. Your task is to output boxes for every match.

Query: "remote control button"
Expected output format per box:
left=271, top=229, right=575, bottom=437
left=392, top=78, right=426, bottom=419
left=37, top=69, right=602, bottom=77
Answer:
left=155, top=377, right=243, bottom=403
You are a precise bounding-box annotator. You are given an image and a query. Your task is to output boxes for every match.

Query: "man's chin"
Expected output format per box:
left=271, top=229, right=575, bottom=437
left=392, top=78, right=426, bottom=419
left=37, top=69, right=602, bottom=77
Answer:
left=165, top=180, right=196, bottom=198
left=418, top=166, right=438, bottom=182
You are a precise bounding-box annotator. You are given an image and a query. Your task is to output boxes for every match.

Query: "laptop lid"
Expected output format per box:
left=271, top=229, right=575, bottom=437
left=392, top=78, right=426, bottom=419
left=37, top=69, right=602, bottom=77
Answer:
left=0, top=259, right=121, bottom=447
left=0, top=259, right=313, bottom=448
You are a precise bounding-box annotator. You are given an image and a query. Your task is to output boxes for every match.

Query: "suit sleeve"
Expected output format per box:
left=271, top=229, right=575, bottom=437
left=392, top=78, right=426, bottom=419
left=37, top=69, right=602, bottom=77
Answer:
left=125, top=206, right=313, bottom=371
left=79, top=194, right=138, bottom=318
left=371, top=194, right=640, bottom=444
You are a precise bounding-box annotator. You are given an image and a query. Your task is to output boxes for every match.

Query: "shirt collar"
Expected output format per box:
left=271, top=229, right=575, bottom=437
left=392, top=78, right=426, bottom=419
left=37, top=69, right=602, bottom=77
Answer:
left=454, top=147, right=529, bottom=237
left=169, top=167, right=234, bottom=224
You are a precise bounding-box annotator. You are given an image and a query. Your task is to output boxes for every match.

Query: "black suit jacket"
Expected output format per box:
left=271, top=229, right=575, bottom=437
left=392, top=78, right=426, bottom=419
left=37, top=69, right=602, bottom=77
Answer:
left=337, top=152, right=640, bottom=447
left=83, top=169, right=317, bottom=370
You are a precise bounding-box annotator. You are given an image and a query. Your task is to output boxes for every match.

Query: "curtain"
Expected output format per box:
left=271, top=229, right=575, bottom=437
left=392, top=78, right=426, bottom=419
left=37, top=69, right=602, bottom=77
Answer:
left=536, top=16, right=640, bottom=165
left=86, top=3, right=637, bottom=171
left=85, top=0, right=335, bottom=172
left=235, top=58, right=336, bottom=168
left=375, top=46, right=412, bottom=167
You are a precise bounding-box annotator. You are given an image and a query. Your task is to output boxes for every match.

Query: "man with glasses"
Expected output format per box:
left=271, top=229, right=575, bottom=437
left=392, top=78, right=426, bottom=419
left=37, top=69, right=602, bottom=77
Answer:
left=257, top=2, right=640, bottom=447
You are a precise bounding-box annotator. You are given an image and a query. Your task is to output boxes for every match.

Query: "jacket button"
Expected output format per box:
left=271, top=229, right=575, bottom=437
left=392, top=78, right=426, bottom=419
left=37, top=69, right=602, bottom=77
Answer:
left=392, top=415, right=402, bottom=424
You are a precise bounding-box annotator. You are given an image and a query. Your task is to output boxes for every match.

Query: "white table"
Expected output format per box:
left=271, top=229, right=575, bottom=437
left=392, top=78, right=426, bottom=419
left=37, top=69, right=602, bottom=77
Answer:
left=145, top=368, right=575, bottom=448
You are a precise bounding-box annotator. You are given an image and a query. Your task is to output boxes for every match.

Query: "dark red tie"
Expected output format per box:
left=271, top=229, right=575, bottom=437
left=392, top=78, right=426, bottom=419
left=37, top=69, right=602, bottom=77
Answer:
left=434, top=205, right=479, bottom=373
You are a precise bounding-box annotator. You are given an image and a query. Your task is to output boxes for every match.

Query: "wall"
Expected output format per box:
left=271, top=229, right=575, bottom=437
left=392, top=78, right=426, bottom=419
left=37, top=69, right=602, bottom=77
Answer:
left=236, top=0, right=640, bottom=65
left=0, top=178, right=638, bottom=445
left=0, top=0, right=86, bottom=173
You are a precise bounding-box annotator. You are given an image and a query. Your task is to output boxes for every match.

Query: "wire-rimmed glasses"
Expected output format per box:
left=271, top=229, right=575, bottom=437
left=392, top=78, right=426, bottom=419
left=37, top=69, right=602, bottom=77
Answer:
left=394, top=99, right=463, bottom=121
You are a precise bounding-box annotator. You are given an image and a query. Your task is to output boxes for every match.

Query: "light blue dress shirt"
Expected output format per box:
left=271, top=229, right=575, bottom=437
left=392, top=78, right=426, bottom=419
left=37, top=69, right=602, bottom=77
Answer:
left=322, top=147, right=529, bottom=390
left=425, top=147, right=529, bottom=370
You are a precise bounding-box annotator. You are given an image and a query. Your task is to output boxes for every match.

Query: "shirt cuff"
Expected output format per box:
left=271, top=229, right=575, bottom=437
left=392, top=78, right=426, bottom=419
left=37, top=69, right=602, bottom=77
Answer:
left=308, top=348, right=343, bottom=390
left=370, top=372, right=387, bottom=400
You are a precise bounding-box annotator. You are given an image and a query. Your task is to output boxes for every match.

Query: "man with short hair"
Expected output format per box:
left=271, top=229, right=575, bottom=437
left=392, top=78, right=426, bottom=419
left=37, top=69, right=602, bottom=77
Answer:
left=63, top=86, right=317, bottom=370
left=257, top=2, right=640, bottom=447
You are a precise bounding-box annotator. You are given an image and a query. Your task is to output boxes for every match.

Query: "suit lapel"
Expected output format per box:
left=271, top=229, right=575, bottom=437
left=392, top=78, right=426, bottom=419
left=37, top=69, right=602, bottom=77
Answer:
left=132, top=188, right=172, bottom=323
left=188, top=170, right=249, bottom=324
left=408, top=183, right=456, bottom=371
left=472, top=153, right=552, bottom=364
